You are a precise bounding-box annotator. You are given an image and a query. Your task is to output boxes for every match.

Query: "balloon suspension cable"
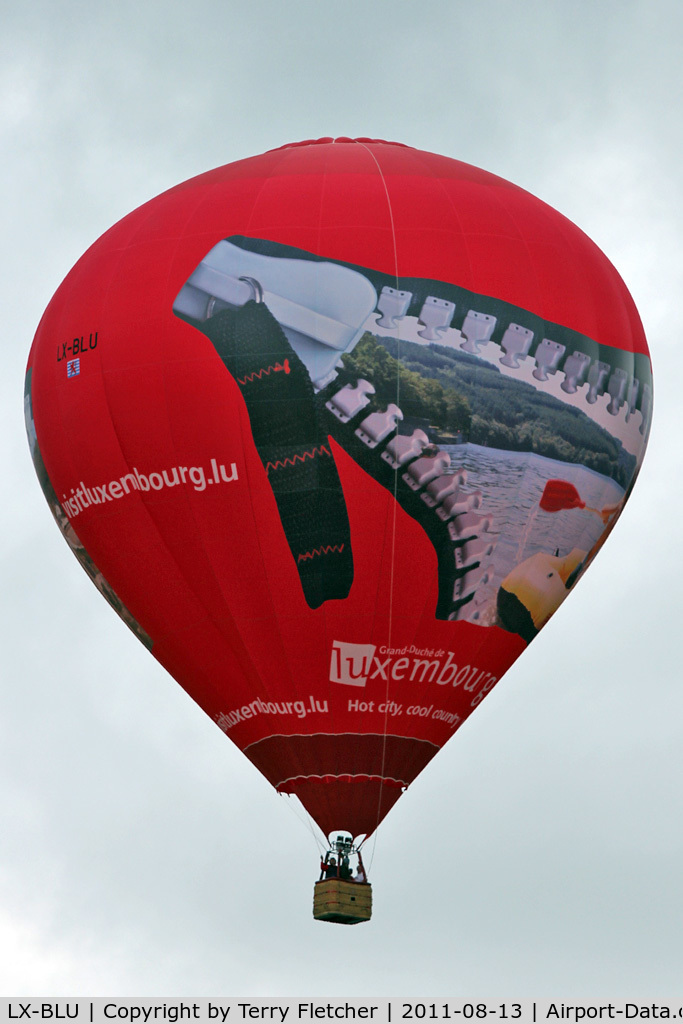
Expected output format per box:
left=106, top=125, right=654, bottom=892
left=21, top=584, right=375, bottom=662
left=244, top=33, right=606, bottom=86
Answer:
left=279, top=791, right=327, bottom=854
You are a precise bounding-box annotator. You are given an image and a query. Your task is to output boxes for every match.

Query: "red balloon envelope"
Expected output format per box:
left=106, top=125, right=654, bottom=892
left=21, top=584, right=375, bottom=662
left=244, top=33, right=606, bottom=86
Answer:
left=25, top=138, right=652, bottom=839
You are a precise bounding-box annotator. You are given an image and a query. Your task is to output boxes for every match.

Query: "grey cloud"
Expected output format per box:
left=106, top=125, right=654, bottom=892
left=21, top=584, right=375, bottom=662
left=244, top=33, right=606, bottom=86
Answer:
left=1, top=0, right=681, bottom=996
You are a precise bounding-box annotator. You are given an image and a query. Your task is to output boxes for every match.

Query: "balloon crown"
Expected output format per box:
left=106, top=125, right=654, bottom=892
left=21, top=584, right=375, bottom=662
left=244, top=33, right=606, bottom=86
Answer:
left=270, top=137, right=411, bottom=151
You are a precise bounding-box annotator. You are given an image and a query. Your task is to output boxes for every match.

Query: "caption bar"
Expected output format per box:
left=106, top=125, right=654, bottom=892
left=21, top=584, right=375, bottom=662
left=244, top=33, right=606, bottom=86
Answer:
left=1, top=1002, right=682, bottom=1023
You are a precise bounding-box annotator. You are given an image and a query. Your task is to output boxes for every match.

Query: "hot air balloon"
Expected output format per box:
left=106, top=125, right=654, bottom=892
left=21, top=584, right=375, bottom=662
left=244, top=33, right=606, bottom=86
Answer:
left=25, top=138, right=652, bottom=924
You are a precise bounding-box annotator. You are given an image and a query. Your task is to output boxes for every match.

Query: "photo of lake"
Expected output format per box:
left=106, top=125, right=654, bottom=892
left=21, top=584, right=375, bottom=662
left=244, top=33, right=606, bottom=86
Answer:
left=442, top=442, right=625, bottom=622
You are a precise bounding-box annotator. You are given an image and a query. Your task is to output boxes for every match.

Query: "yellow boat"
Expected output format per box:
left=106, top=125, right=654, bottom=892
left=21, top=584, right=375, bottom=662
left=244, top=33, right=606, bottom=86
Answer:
left=497, top=548, right=586, bottom=640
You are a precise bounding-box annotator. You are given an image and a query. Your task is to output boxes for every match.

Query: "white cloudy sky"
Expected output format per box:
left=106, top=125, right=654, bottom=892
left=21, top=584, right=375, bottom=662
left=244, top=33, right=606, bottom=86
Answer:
left=2, top=0, right=682, bottom=997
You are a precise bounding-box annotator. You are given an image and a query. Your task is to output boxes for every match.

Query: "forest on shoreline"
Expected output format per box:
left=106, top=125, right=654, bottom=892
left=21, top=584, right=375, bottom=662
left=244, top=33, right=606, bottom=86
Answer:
left=339, top=333, right=635, bottom=487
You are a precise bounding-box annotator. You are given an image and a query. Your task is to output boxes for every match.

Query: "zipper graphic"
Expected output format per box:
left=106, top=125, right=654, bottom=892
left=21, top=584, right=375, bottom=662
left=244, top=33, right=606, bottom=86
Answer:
left=317, top=375, right=497, bottom=622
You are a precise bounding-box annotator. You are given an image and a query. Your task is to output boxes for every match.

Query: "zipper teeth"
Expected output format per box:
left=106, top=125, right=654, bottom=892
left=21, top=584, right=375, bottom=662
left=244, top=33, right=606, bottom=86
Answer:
left=178, top=241, right=651, bottom=431
left=194, top=270, right=650, bottom=430
left=374, top=289, right=650, bottom=431
left=322, top=377, right=496, bottom=623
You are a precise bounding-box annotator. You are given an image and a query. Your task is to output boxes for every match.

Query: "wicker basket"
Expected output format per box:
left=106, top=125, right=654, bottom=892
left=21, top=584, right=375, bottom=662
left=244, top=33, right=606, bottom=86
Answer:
left=313, top=878, right=373, bottom=924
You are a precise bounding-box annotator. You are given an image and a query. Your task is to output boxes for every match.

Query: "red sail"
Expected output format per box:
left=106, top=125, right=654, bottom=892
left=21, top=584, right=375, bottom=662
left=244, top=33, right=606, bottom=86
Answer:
left=539, top=480, right=586, bottom=513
